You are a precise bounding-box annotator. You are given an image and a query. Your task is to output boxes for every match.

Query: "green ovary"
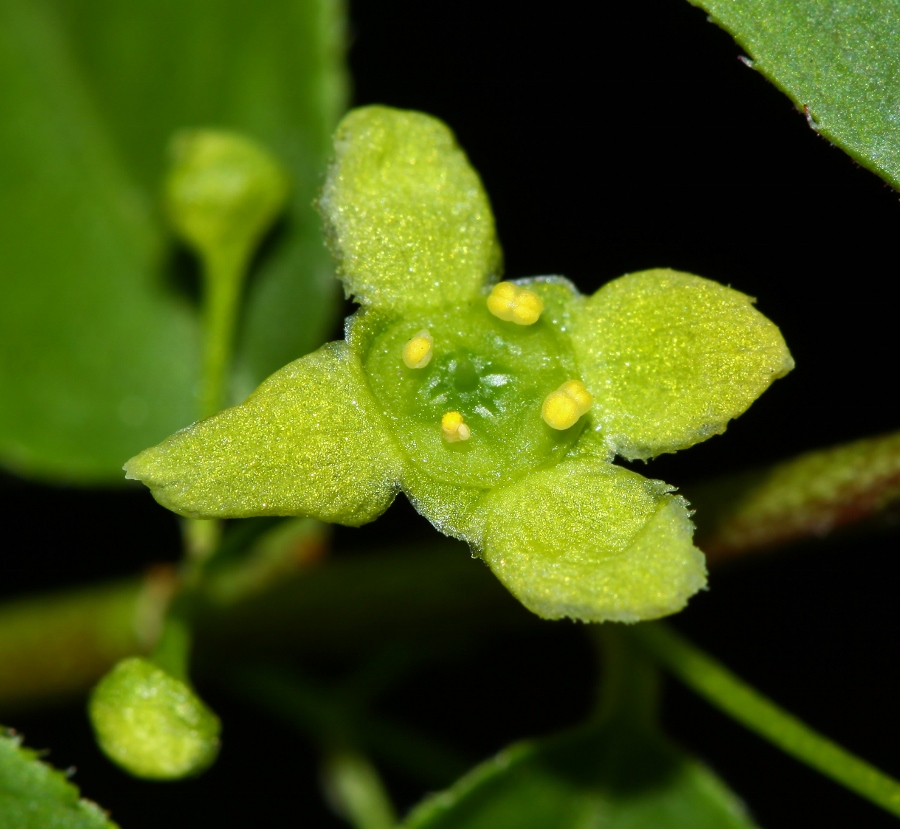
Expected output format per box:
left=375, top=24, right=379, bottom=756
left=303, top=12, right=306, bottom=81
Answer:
left=364, top=298, right=582, bottom=487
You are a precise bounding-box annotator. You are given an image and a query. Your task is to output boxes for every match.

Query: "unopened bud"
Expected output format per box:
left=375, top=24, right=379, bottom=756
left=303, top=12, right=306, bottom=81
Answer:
left=164, top=130, right=289, bottom=262
left=89, top=657, right=220, bottom=780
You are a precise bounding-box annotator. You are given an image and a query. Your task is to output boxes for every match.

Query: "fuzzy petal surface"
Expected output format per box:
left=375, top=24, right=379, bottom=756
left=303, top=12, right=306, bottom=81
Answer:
left=125, top=342, right=403, bottom=525
left=480, top=459, right=706, bottom=623
left=319, top=106, right=501, bottom=313
left=571, top=269, right=794, bottom=460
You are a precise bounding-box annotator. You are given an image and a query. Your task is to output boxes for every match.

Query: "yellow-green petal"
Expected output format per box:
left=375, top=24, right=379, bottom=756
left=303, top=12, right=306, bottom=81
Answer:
left=572, top=269, right=794, bottom=461
left=124, top=342, right=403, bottom=525
left=401, top=464, right=488, bottom=544
left=481, top=459, right=706, bottom=623
left=319, top=105, right=501, bottom=313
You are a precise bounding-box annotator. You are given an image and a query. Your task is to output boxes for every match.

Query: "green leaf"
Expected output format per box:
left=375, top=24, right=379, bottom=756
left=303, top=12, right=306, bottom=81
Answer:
left=89, top=657, right=220, bottom=780
left=401, top=721, right=756, bottom=829
left=124, top=342, right=405, bottom=525
left=319, top=106, right=502, bottom=314
left=0, top=727, right=119, bottom=829
left=480, top=459, right=706, bottom=623
left=0, top=0, right=197, bottom=482
left=687, top=0, right=900, bottom=191
left=572, top=269, right=793, bottom=461
left=0, top=0, right=346, bottom=483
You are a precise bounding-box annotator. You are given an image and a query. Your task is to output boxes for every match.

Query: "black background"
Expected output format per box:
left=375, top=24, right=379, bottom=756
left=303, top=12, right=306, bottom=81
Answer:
left=4, top=1, right=900, bottom=827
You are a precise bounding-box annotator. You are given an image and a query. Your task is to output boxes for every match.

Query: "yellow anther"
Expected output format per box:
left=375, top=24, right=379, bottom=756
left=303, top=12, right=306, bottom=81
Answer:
left=441, top=411, right=471, bottom=442
left=486, top=281, right=544, bottom=325
left=558, top=379, right=593, bottom=410
left=541, top=380, right=593, bottom=430
left=402, top=329, right=434, bottom=368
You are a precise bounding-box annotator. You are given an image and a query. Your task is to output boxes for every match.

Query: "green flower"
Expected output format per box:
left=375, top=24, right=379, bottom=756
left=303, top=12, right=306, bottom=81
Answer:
left=125, top=106, right=793, bottom=623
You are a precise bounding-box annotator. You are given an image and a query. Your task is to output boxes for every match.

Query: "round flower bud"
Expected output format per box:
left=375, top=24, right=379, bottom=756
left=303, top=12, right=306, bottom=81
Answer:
left=164, top=130, right=289, bottom=261
left=88, top=657, right=220, bottom=780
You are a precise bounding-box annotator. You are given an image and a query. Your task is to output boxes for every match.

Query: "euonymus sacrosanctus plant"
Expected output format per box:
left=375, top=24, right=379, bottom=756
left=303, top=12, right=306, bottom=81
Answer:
left=125, top=105, right=793, bottom=624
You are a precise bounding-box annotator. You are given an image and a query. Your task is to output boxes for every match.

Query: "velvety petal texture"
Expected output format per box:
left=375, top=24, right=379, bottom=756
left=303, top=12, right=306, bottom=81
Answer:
left=571, top=269, right=794, bottom=461
left=126, top=107, right=796, bottom=626
left=319, top=106, right=501, bottom=313
left=125, top=342, right=403, bottom=525
left=400, top=464, right=487, bottom=543
left=480, top=460, right=706, bottom=622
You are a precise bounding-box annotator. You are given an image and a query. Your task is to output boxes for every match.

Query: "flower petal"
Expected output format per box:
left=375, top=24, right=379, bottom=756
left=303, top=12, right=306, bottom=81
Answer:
left=319, top=106, right=501, bottom=313
left=124, top=342, right=403, bottom=525
left=571, top=269, right=794, bottom=460
left=480, top=459, right=706, bottom=623
left=401, top=464, right=488, bottom=543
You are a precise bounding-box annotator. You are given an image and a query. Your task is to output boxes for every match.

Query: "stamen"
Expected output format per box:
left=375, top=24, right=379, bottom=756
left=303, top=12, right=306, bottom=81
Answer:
left=402, top=329, right=434, bottom=368
left=442, top=411, right=471, bottom=442
left=487, top=282, right=544, bottom=325
left=541, top=380, right=593, bottom=430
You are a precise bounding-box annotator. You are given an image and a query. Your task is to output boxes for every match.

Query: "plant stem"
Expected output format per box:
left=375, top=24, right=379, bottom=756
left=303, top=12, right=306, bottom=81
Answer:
left=149, top=613, right=192, bottom=682
left=182, top=517, right=223, bottom=575
left=199, top=245, right=247, bottom=420
left=688, top=429, right=900, bottom=562
left=322, top=749, right=397, bottom=829
left=630, top=622, right=900, bottom=818
left=0, top=541, right=529, bottom=712
left=593, top=625, right=659, bottom=730
left=230, top=664, right=469, bottom=787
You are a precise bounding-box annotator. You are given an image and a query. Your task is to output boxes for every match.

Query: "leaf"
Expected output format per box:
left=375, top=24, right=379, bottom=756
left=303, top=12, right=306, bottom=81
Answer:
left=0, top=727, right=119, bottom=829
left=571, top=269, right=793, bottom=461
left=401, top=721, right=757, bottom=829
left=480, top=459, right=706, bottom=623
left=687, top=0, right=900, bottom=191
left=319, top=106, right=502, bottom=314
left=0, top=0, right=346, bottom=483
left=124, top=342, right=405, bottom=525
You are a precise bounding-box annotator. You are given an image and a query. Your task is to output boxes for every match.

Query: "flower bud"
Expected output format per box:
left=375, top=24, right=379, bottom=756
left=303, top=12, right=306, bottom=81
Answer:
left=89, top=657, right=220, bottom=780
left=164, top=130, right=289, bottom=262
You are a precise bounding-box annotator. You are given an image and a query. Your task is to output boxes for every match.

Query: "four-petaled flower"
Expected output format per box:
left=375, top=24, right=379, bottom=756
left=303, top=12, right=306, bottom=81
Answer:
left=126, top=106, right=793, bottom=623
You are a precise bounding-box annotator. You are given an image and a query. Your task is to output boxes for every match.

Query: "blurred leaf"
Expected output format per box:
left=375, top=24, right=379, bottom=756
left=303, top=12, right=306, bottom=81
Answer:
left=688, top=0, right=900, bottom=190
left=0, top=728, right=119, bottom=829
left=0, top=0, right=346, bottom=483
left=402, top=721, right=756, bottom=829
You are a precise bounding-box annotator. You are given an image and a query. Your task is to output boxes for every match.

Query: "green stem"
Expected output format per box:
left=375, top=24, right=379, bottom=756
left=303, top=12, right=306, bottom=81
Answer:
left=182, top=517, right=223, bottom=574
left=199, top=245, right=248, bottom=420
left=630, top=622, right=900, bottom=819
left=593, top=625, right=659, bottom=730
left=322, top=749, right=397, bottom=829
left=149, top=613, right=192, bottom=682
left=230, top=665, right=468, bottom=787
left=0, top=541, right=530, bottom=712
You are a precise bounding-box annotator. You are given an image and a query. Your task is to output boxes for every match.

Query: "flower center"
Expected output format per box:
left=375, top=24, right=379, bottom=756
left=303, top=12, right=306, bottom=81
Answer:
left=362, top=298, right=582, bottom=488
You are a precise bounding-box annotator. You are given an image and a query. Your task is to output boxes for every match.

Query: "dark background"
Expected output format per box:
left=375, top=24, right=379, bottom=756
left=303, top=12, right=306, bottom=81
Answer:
left=4, top=1, right=900, bottom=826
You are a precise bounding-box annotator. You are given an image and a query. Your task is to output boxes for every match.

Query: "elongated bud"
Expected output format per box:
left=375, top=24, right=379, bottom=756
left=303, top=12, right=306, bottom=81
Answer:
left=164, top=130, right=290, bottom=263
left=89, top=657, right=220, bottom=780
